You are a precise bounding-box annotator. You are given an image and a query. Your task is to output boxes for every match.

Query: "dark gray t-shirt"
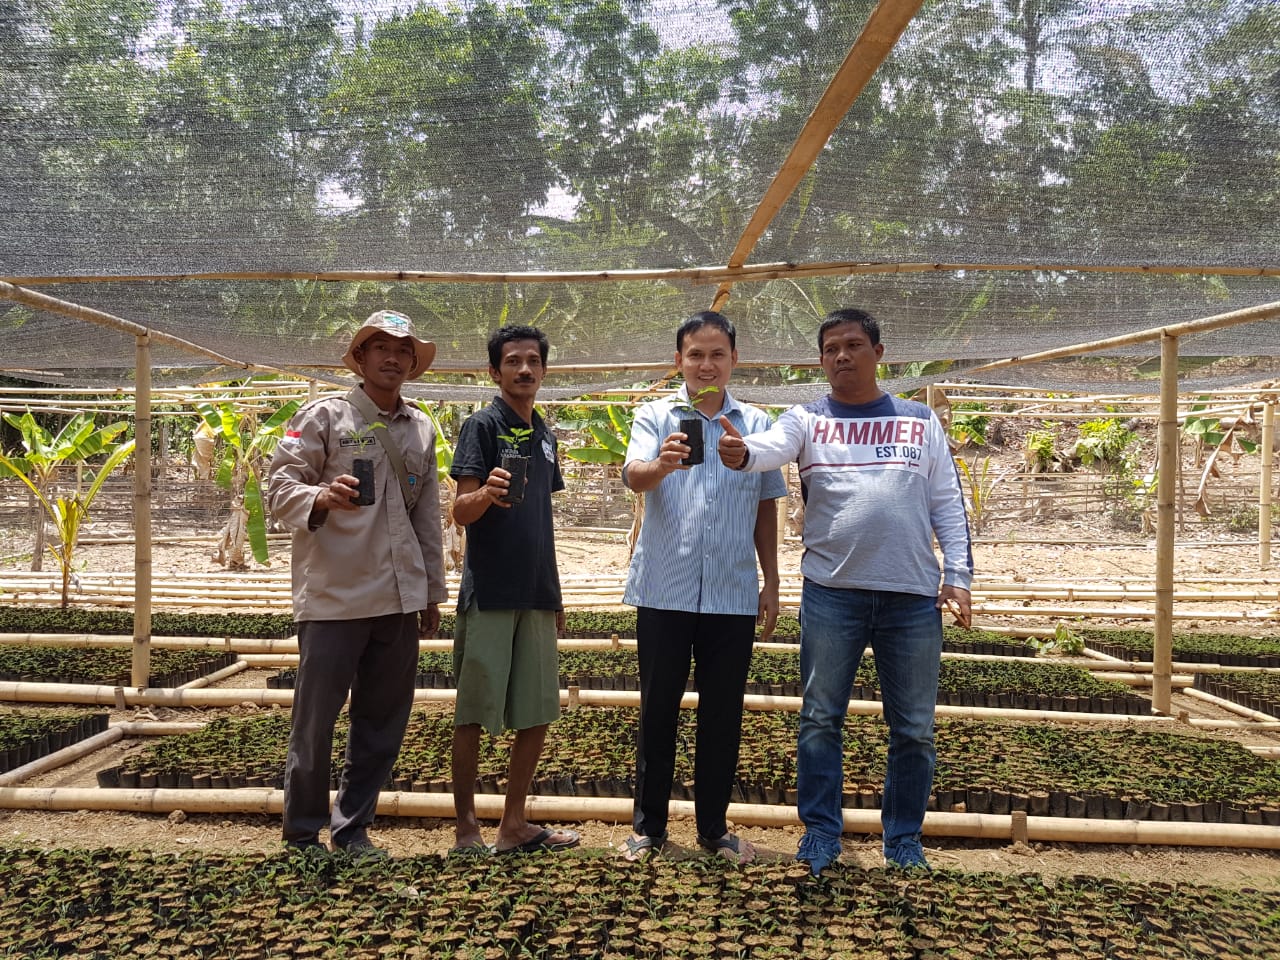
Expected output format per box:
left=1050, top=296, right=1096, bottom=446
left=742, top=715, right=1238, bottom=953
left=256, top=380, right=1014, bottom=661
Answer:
left=451, top=396, right=564, bottom=611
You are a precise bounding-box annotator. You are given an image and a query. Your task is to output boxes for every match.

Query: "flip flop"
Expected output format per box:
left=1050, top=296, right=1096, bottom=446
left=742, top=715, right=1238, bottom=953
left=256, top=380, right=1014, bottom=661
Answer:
left=698, top=832, right=756, bottom=865
left=497, top=827, right=581, bottom=854
left=448, top=840, right=494, bottom=858
left=621, top=833, right=665, bottom=863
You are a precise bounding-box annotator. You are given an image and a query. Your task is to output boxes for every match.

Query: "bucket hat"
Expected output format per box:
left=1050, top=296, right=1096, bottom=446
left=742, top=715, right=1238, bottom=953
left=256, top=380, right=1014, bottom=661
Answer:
left=342, top=310, right=436, bottom=377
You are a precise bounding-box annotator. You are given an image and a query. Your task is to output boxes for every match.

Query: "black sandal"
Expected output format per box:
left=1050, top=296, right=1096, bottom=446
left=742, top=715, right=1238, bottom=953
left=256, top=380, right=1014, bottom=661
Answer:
left=697, top=832, right=756, bottom=864
left=622, top=833, right=666, bottom=862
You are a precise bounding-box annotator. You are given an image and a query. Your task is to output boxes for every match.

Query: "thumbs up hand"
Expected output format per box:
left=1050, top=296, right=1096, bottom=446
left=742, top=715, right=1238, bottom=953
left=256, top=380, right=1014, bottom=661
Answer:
left=718, top=416, right=748, bottom=469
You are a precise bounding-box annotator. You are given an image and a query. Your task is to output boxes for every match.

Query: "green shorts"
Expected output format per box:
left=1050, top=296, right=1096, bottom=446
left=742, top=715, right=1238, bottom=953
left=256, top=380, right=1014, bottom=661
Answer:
left=453, top=602, right=560, bottom=735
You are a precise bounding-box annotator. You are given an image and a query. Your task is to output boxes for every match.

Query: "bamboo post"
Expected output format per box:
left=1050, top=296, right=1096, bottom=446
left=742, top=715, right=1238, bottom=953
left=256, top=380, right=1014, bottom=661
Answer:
left=1261, top=399, right=1274, bottom=568
left=132, top=333, right=153, bottom=689
left=1153, top=332, right=1178, bottom=715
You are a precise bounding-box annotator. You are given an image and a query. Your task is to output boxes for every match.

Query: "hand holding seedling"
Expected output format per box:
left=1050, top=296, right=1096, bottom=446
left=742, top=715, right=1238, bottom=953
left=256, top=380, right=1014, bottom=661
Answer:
left=655, top=431, right=693, bottom=474
left=938, top=585, right=972, bottom=629
left=316, top=474, right=361, bottom=512
left=480, top=465, right=515, bottom=508
left=717, top=416, right=748, bottom=469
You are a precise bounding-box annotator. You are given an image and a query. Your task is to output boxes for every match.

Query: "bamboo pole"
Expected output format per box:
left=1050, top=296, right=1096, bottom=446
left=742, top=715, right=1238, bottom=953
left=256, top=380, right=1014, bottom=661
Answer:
left=0, top=727, right=124, bottom=787
left=967, top=301, right=1280, bottom=375
left=132, top=333, right=153, bottom=689
left=6, top=680, right=1277, bottom=730
left=176, top=659, right=249, bottom=689
left=9, top=260, right=1277, bottom=290
left=1262, top=400, right=1274, bottom=568
left=1180, top=686, right=1280, bottom=724
left=1153, top=332, right=1178, bottom=714
left=710, top=0, right=926, bottom=310
left=0, top=282, right=294, bottom=379
left=0, top=787, right=1276, bottom=850
left=0, top=721, right=207, bottom=787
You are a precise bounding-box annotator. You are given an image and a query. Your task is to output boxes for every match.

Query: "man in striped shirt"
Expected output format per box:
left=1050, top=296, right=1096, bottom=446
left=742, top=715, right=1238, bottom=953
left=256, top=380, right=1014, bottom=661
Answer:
left=620, top=311, right=787, bottom=864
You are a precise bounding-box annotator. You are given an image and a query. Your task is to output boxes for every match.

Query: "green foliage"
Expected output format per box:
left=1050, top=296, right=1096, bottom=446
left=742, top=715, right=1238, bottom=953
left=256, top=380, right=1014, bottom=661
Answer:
left=0, top=607, right=297, bottom=639
left=112, top=708, right=1280, bottom=818
left=1080, top=627, right=1280, bottom=666
left=413, top=401, right=456, bottom=483
left=0, top=411, right=135, bottom=607
left=954, top=455, right=1005, bottom=534
left=1024, top=426, right=1057, bottom=470
left=949, top=402, right=990, bottom=447
left=196, top=395, right=301, bottom=566
left=0, top=646, right=235, bottom=687
left=495, top=424, right=535, bottom=455
left=1074, top=418, right=1138, bottom=471
left=3, top=846, right=1278, bottom=960
left=564, top=403, right=633, bottom=466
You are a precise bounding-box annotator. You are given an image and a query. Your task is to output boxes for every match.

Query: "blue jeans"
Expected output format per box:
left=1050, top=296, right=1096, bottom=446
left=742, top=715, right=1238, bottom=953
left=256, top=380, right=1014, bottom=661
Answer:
left=796, top=579, right=942, bottom=852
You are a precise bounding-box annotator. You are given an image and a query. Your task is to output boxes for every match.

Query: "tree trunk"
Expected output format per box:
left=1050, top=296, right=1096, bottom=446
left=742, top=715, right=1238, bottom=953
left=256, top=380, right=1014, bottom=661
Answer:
left=30, top=485, right=45, bottom=572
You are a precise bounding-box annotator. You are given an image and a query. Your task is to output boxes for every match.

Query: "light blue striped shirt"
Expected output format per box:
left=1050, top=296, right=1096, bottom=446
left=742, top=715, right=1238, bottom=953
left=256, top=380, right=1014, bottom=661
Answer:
left=623, top=387, right=787, bottom=616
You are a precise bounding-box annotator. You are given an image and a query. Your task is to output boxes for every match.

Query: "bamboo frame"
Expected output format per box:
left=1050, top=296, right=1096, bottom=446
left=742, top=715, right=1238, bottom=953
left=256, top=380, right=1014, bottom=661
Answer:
left=1262, top=400, right=1274, bottom=567
left=3, top=680, right=1277, bottom=731
left=1180, top=687, right=1280, bottom=724
left=6, top=259, right=1278, bottom=289
left=1153, top=333, right=1178, bottom=713
left=132, top=333, right=152, bottom=688
left=0, top=281, right=299, bottom=379
left=0, top=787, right=1276, bottom=850
left=967, top=301, right=1280, bottom=375
left=710, top=0, right=927, bottom=311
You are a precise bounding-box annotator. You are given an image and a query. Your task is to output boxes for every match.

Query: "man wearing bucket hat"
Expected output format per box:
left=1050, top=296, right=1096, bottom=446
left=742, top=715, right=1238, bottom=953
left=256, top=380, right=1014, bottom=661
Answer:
left=268, top=309, right=448, bottom=860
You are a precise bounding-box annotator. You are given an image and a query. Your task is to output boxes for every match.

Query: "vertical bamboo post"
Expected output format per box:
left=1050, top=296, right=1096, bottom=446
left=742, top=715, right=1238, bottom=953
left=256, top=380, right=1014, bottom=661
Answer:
left=1261, top=399, right=1274, bottom=569
left=308, top=379, right=319, bottom=403
left=1153, top=332, right=1178, bottom=715
left=132, top=334, right=153, bottom=689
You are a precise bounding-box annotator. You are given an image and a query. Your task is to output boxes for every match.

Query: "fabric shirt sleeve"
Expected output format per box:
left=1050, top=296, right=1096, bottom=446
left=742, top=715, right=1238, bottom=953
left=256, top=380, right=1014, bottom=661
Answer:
left=450, top=416, right=491, bottom=481
left=924, top=413, right=974, bottom=591
left=623, top=400, right=663, bottom=469
left=741, top=405, right=807, bottom=473
left=266, top=405, right=328, bottom=531
left=411, top=420, right=450, bottom=604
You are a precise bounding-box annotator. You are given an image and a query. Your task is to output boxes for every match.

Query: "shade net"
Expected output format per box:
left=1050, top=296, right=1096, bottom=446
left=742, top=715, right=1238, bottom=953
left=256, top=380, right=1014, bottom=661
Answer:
left=1, top=0, right=1278, bottom=391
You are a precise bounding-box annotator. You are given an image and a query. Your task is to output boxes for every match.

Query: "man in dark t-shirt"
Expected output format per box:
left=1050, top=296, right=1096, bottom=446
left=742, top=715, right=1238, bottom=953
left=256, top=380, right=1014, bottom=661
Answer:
left=447, top=324, right=579, bottom=856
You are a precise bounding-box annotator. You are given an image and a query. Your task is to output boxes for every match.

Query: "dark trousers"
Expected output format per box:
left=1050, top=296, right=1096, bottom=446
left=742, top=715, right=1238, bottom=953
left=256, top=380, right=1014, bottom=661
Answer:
left=632, top=607, right=756, bottom=841
left=282, top=614, right=419, bottom=846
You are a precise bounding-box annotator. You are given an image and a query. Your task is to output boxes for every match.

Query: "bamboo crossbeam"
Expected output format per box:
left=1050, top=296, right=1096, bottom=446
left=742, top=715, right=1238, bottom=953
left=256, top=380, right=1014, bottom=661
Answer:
left=0, top=281, right=295, bottom=380
left=1180, top=686, right=1280, bottom=724
left=712, top=0, right=926, bottom=310
left=5, top=680, right=1276, bottom=731
left=0, top=721, right=206, bottom=787
left=7, top=259, right=1278, bottom=289
left=0, top=787, right=1276, bottom=850
left=967, top=301, right=1280, bottom=375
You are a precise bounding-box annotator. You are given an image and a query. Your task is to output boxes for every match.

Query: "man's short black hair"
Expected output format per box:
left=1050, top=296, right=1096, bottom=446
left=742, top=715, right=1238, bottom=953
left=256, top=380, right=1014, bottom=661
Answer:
left=818, top=308, right=880, bottom=351
left=676, top=311, right=736, bottom=352
left=488, top=324, right=549, bottom=368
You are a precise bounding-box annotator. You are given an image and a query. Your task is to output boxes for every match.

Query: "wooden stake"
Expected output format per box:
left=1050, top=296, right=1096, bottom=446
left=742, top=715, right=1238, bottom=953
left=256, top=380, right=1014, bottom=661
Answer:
left=1153, top=332, right=1178, bottom=715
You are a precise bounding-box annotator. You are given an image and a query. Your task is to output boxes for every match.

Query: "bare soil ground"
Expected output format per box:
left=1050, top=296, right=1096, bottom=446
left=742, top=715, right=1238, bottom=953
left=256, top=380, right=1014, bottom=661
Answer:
left=3, top=525, right=1280, bottom=889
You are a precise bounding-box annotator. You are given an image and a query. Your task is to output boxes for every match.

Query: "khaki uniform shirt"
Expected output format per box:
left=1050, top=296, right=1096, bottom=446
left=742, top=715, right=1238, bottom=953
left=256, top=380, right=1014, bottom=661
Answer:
left=267, top=390, right=448, bottom=621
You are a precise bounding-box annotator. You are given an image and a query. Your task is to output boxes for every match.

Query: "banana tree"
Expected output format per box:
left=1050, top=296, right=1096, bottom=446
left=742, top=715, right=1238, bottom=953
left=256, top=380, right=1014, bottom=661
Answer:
left=196, top=398, right=300, bottom=568
left=0, top=411, right=132, bottom=572
left=0, top=432, right=135, bottom=607
left=563, top=403, right=642, bottom=553
left=415, top=400, right=466, bottom=573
